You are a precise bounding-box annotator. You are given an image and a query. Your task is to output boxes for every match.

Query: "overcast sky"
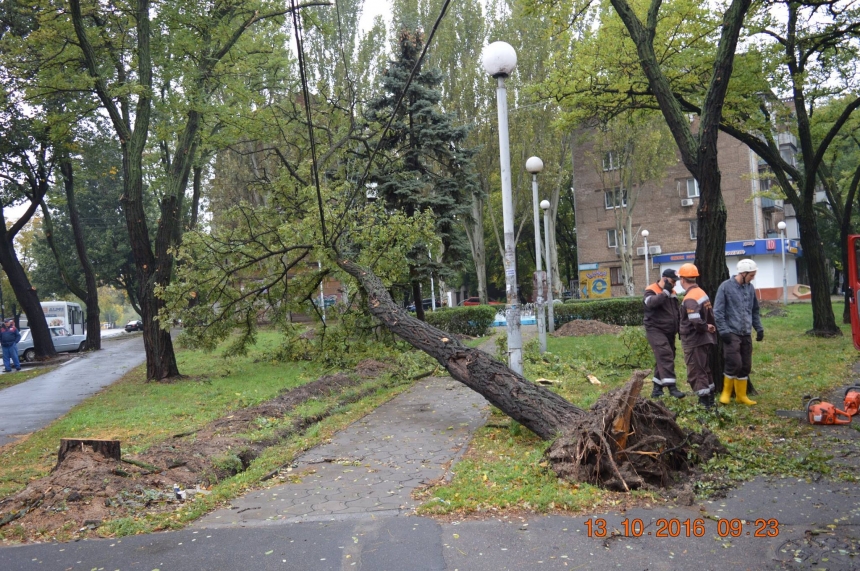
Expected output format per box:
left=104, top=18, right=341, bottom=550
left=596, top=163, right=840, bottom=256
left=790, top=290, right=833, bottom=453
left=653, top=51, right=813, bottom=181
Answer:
left=358, top=1, right=392, bottom=32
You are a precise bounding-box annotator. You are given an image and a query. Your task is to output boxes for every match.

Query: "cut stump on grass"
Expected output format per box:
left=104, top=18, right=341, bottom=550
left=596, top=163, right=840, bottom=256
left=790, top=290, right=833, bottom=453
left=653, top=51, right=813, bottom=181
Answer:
left=338, top=258, right=725, bottom=491
left=55, top=439, right=121, bottom=470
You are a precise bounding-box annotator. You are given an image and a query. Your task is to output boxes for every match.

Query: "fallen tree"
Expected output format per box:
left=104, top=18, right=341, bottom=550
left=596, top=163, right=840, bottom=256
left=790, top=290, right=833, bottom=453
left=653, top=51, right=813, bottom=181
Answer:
left=337, top=258, right=723, bottom=491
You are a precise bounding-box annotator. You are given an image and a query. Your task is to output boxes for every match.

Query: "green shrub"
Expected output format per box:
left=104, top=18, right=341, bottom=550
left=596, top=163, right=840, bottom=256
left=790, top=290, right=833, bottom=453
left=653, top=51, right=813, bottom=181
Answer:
left=554, top=297, right=643, bottom=327
left=424, top=305, right=498, bottom=337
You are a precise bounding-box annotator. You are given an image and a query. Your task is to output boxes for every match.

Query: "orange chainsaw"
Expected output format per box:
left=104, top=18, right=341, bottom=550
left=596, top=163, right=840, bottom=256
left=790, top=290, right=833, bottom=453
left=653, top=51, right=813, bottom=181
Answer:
left=843, top=386, right=860, bottom=417
left=776, top=397, right=852, bottom=425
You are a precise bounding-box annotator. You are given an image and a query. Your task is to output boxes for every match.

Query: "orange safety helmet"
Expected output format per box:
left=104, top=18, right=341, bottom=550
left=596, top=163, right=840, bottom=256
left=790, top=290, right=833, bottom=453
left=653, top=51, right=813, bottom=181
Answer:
left=678, top=263, right=699, bottom=278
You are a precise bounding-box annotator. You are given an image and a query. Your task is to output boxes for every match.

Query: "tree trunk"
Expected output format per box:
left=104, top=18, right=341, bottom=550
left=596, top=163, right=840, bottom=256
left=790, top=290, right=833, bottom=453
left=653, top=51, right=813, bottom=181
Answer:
left=797, top=202, right=841, bottom=336
left=60, top=156, right=101, bottom=351
left=465, top=192, right=488, bottom=304
left=0, top=200, right=57, bottom=359
left=189, top=164, right=203, bottom=230
left=336, top=258, right=720, bottom=490
left=339, top=258, right=582, bottom=438
left=55, top=439, right=120, bottom=470
left=694, top=163, right=730, bottom=390
left=838, top=163, right=860, bottom=324
left=0, top=240, right=57, bottom=359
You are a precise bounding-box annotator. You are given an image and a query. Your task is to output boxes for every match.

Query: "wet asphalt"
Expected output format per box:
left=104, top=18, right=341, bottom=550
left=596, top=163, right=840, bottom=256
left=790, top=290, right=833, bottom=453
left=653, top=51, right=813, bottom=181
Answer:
left=0, top=333, right=146, bottom=447
left=3, top=327, right=860, bottom=569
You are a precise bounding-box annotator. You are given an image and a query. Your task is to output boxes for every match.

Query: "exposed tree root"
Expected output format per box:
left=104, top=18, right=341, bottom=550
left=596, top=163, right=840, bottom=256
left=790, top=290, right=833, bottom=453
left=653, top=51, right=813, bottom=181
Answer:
left=546, top=372, right=724, bottom=491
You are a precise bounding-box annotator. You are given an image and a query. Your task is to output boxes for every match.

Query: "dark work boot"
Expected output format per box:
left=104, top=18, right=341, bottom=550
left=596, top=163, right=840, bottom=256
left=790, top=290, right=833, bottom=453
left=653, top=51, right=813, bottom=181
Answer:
left=698, top=392, right=714, bottom=410
left=668, top=384, right=686, bottom=399
left=651, top=382, right=665, bottom=398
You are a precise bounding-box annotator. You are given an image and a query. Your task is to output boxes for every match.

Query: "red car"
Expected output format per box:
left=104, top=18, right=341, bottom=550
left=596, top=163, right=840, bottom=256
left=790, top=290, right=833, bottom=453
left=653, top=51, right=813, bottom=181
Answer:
left=460, top=297, right=502, bottom=306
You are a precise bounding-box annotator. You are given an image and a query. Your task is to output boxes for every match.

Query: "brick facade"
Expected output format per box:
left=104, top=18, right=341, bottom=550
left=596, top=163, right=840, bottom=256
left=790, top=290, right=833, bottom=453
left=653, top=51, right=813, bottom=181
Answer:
left=573, top=126, right=787, bottom=297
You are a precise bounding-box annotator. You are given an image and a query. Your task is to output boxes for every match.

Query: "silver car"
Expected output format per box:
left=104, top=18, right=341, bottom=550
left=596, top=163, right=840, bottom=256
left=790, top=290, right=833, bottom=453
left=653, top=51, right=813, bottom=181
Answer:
left=17, top=326, right=88, bottom=362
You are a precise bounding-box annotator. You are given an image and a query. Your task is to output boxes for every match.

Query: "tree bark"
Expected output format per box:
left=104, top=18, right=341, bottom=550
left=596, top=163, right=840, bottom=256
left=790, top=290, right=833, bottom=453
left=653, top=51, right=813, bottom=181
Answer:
left=336, top=258, right=720, bottom=490
left=189, top=164, right=203, bottom=230
left=464, top=191, right=488, bottom=304
left=0, top=177, right=57, bottom=359
left=797, top=201, right=840, bottom=335
left=60, top=155, right=101, bottom=350
left=606, top=0, right=751, bottom=388
left=337, top=258, right=582, bottom=439
left=55, top=439, right=121, bottom=470
left=837, top=163, right=860, bottom=323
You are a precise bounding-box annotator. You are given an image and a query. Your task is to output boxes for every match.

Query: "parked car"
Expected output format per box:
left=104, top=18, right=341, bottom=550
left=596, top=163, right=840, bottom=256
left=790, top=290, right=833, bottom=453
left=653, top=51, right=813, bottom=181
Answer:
left=407, top=298, right=442, bottom=312
left=459, top=297, right=503, bottom=306
left=125, top=320, right=143, bottom=332
left=18, top=327, right=88, bottom=362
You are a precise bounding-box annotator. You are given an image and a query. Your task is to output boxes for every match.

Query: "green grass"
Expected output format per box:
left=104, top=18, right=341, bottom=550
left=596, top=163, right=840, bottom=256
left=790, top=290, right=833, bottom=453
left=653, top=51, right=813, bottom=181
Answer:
left=0, top=331, right=324, bottom=499
left=418, top=302, right=858, bottom=516
left=0, top=366, right=57, bottom=390
left=0, top=329, right=431, bottom=541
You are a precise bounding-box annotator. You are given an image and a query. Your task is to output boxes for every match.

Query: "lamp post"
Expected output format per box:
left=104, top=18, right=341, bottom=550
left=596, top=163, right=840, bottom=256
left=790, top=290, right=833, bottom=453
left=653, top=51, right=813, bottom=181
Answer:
left=526, top=156, right=546, bottom=353
left=778, top=221, right=787, bottom=305
left=540, top=200, right=554, bottom=333
left=641, top=229, right=650, bottom=286
left=482, top=41, right=522, bottom=374
left=429, top=249, right=436, bottom=311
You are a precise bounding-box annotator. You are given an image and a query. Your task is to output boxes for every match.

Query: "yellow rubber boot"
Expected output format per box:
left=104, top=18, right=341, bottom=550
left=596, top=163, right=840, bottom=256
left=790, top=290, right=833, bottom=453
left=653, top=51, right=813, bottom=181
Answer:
left=734, top=378, right=757, bottom=405
left=719, top=376, right=734, bottom=405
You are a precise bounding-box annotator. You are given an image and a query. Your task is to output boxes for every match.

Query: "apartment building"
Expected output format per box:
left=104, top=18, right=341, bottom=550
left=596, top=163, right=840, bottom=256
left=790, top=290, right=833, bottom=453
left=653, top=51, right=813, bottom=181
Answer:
left=573, top=126, right=802, bottom=300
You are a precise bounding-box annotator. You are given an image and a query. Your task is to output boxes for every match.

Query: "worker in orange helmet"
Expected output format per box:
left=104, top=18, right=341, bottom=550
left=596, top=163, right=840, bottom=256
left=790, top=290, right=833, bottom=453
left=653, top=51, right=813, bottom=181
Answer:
left=677, top=263, right=718, bottom=409
left=643, top=268, right=685, bottom=399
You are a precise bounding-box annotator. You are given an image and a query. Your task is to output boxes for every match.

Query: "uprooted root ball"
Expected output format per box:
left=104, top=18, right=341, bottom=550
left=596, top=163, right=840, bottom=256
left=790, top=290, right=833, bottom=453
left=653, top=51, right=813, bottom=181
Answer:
left=546, top=372, right=724, bottom=492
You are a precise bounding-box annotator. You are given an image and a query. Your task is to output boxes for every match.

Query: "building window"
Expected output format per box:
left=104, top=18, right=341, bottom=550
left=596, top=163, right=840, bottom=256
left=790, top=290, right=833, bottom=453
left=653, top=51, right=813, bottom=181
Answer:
left=607, top=228, right=627, bottom=248
left=603, top=151, right=619, bottom=171
left=758, top=165, right=775, bottom=192
left=689, top=220, right=698, bottom=240
left=686, top=178, right=700, bottom=198
left=604, top=187, right=627, bottom=209
left=610, top=267, right=623, bottom=286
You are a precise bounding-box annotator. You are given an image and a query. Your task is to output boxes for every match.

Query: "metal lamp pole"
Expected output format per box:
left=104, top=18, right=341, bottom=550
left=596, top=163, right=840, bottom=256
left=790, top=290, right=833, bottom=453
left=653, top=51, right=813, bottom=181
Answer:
left=527, top=156, right=546, bottom=353
left=778, top=221, right=787, bottom=305
left=540, top=200, right=555, bottom=333
left=641, top=229, right=650, bottom=286
left=482, top=42, right=522, bottom=374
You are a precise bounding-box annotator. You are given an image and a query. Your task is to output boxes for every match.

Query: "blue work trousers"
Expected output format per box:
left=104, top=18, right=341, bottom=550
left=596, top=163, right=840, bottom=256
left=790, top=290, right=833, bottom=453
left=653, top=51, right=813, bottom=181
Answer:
left=2, top=344, right=20, bottom=371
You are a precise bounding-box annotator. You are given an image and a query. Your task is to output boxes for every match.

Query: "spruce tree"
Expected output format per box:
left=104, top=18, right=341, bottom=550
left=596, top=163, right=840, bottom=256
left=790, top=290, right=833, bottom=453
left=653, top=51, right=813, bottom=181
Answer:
left=365, top=27, right=478, bottom=320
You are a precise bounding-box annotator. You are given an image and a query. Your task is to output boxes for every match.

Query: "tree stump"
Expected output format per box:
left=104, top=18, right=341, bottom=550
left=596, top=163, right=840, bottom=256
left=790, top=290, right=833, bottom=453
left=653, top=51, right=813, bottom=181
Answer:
left=54, top=439, right=121, bottom=471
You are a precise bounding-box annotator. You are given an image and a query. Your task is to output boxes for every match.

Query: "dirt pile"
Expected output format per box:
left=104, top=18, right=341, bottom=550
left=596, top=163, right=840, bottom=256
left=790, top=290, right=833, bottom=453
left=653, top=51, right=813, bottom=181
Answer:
left=0, top=359, right=392, bottom=542
left=552, top=319, right=624, bottom=337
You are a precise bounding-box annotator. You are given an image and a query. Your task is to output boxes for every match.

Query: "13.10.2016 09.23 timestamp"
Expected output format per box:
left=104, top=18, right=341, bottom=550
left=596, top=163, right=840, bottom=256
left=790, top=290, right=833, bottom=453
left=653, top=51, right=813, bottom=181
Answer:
left=584, top=517, right=780, bottom=538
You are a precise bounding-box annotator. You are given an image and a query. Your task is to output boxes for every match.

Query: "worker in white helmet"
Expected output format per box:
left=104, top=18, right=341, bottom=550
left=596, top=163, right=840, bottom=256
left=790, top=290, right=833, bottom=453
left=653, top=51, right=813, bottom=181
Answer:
left=713, top=259, right=764, bottom=406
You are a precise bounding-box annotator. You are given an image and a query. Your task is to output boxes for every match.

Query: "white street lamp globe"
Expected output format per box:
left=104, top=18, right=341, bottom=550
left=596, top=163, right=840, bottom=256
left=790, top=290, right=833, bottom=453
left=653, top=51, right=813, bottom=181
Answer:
left=482, top=41, right=517, bottom=78
left=540, top=199, right=551, bottom=211
left=526, top=156, right=544, bottom=174
left=641, top=229, right=649, bottom=238
left=777, top=221, right=787, bottom=231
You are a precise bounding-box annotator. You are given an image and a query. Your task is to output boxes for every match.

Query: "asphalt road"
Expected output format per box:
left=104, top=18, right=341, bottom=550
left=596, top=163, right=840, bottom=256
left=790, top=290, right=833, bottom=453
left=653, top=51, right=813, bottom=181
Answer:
left=0, top=333, right=146, bottom=447
left=4, top=480, right=860, bottom=571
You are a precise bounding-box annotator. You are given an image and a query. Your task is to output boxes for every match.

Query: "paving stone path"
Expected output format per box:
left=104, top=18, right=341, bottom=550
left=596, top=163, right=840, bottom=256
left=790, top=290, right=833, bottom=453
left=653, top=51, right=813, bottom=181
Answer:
left=195, top=326, right=538, bottom=529
left=194, top=376, right=490, bottom=528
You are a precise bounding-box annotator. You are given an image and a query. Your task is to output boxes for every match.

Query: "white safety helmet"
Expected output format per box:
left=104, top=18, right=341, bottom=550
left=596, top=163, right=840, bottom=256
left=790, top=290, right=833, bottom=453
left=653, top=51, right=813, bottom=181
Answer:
left=737, top=259, right=758, bottom=273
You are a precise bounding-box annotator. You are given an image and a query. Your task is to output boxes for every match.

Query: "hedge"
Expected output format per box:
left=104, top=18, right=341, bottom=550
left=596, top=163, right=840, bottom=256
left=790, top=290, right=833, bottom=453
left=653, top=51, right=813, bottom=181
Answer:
left=424, top=305, right=498, bottom=337
left=554, top=297, right=643, bottom=327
